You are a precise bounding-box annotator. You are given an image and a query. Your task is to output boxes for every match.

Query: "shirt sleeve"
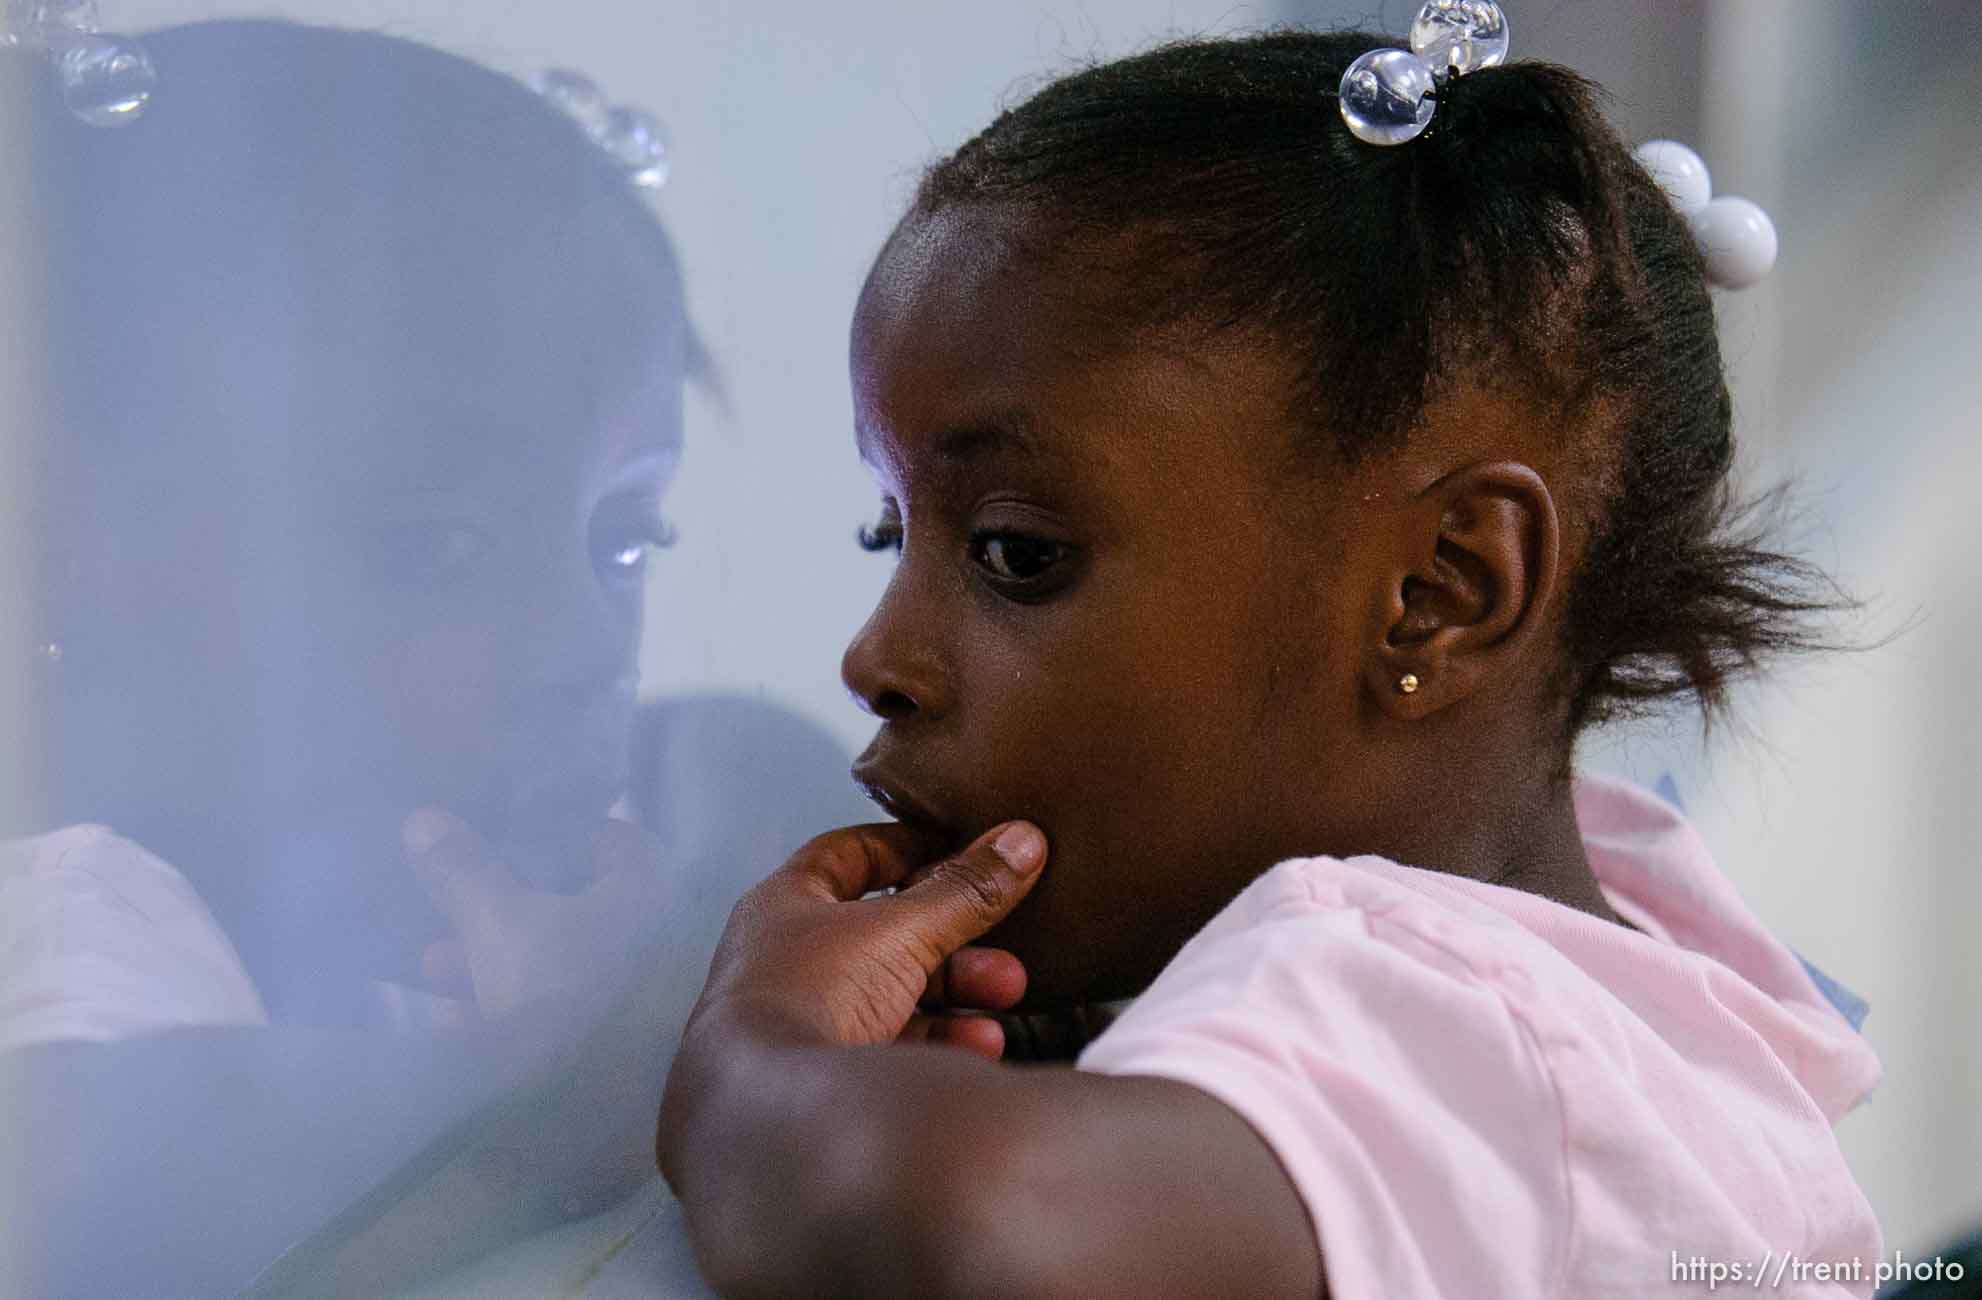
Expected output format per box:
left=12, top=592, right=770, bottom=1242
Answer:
left=0, top=826, right=269, bottom=1051
left=1077, top=859, right=1571, bottom=1300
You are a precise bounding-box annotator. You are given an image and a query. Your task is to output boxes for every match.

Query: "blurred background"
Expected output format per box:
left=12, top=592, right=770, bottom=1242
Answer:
left=5, top=0, right=1977, bottom=1274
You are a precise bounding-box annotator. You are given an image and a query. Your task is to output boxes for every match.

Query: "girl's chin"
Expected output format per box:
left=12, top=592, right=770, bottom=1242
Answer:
left=421, top=756, right=629, bottom=891
left=495, top=800, right=629, bottom=893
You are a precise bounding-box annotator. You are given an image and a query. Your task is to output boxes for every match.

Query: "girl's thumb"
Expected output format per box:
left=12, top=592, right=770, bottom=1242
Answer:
left=402, top=808, right=522, bottom=930
left=892, top=821, right=1047, bottom=969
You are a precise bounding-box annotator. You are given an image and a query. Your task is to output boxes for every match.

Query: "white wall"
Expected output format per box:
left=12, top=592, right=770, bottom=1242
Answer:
left=0, top=70, right=40, bottom=836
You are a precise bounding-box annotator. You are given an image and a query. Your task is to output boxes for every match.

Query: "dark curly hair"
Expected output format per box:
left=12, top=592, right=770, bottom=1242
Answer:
left=911, top=29, right=1843, bottom=737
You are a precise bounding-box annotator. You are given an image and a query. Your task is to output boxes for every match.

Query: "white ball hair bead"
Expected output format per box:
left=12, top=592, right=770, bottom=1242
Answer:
left=1633, top=139, right=1712, bottom=214
left=1688, top=196, right=1777, bottom=290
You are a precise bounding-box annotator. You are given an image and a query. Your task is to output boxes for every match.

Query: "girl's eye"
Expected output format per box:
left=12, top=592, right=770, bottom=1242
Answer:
left=592, top=513, right=677, bottom=580
left=857, top=505, right=903, bottom=554
left=970, top=532, right=1068, bottom=585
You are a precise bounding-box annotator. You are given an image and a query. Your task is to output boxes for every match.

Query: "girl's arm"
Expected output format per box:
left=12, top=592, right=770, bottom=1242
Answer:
left=655, top=825, right=1324, bottom=1300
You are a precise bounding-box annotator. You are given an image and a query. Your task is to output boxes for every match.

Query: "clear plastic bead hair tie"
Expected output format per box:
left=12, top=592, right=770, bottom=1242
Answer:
left=3, top=0, right=156, bottom=127
left=536, top=67, right=670, bottom=190
left=1339, top=0, right=1509, bottom=146
left=1633, top=139, right=1778, bottom=290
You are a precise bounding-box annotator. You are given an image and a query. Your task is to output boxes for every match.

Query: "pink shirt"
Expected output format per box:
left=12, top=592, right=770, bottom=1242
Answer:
left=0, top=825, right=471, bottom=1043
left=1079, top=774, right=1882, bottom=1298
left=0, top=825, right=268, bottom=1050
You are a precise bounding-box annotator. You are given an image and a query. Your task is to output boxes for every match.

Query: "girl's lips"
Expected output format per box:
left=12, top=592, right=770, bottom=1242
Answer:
left=851, top=764, right=969, bottom=855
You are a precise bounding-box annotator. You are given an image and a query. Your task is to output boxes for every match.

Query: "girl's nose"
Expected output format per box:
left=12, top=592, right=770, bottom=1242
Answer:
left=840, top=583, right=950, bottom=723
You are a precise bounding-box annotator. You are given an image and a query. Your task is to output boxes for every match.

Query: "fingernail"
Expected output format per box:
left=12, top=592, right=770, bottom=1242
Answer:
left=991, top=822, right=1045, bottom=874
left=402, top=808, right=456, bottom=857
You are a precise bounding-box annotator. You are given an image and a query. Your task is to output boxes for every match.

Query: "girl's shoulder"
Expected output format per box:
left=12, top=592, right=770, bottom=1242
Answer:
left=1079, top=783, right=1884, bottom=1298
left=7, top=822, right=202, bottom=912
left=1165, top=776, right=1878, bottom=1119
left=0, top=824, right=267, bottom=1050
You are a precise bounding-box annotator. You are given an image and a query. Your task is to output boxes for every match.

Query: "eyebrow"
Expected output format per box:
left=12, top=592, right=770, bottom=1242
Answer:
left=853, top=409, right=1046, bottom=466
left=602, top=449, right=682, bottom=494
left=934, top=411, right=1045, bottom=462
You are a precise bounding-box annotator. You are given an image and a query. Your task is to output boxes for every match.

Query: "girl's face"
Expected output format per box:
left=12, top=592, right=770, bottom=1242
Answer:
left=309, top=299, right=685, bottom=889
left=845, top=208, right=1389, bottom=1006
left=49, top=193, right=685, bottom=895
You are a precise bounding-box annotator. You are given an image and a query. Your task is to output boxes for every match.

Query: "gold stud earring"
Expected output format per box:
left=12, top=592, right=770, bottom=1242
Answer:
left=1397, top=672, right=1420, bottom=695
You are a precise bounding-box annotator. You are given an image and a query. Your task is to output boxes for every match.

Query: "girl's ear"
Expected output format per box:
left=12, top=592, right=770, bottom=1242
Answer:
left=1367, top=461, right=1561, bottom=718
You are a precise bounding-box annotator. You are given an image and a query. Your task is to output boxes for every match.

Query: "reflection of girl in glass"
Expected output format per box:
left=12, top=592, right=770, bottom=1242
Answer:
left=2, top=22, right=739, bottom=1296
left=5, top=20, right=690, bottom=1037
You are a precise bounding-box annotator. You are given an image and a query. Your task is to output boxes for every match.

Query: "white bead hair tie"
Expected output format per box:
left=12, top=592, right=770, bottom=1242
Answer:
left=2, top=0, right=157, bottom=126
left=536, top=67, right=671, bottom=191
left=4, top=4, right=674, bottom=195
left=1633, top=139, right=1777, bottom=290
left=1333, top=4, right=1777, bottom=293
left=1338, top=0, right=1510, bottom=147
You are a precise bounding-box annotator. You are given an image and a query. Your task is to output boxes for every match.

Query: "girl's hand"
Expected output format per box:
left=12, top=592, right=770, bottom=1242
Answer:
left=685, top=820, right=1047, bottom=1061
left=402, top=809, right=672, bottom=1020
left=657, top=817, right=1323, bottom=1300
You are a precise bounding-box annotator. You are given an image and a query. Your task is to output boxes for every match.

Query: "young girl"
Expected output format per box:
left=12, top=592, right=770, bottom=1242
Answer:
left=659, top=25, right=1883, bottom=1299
